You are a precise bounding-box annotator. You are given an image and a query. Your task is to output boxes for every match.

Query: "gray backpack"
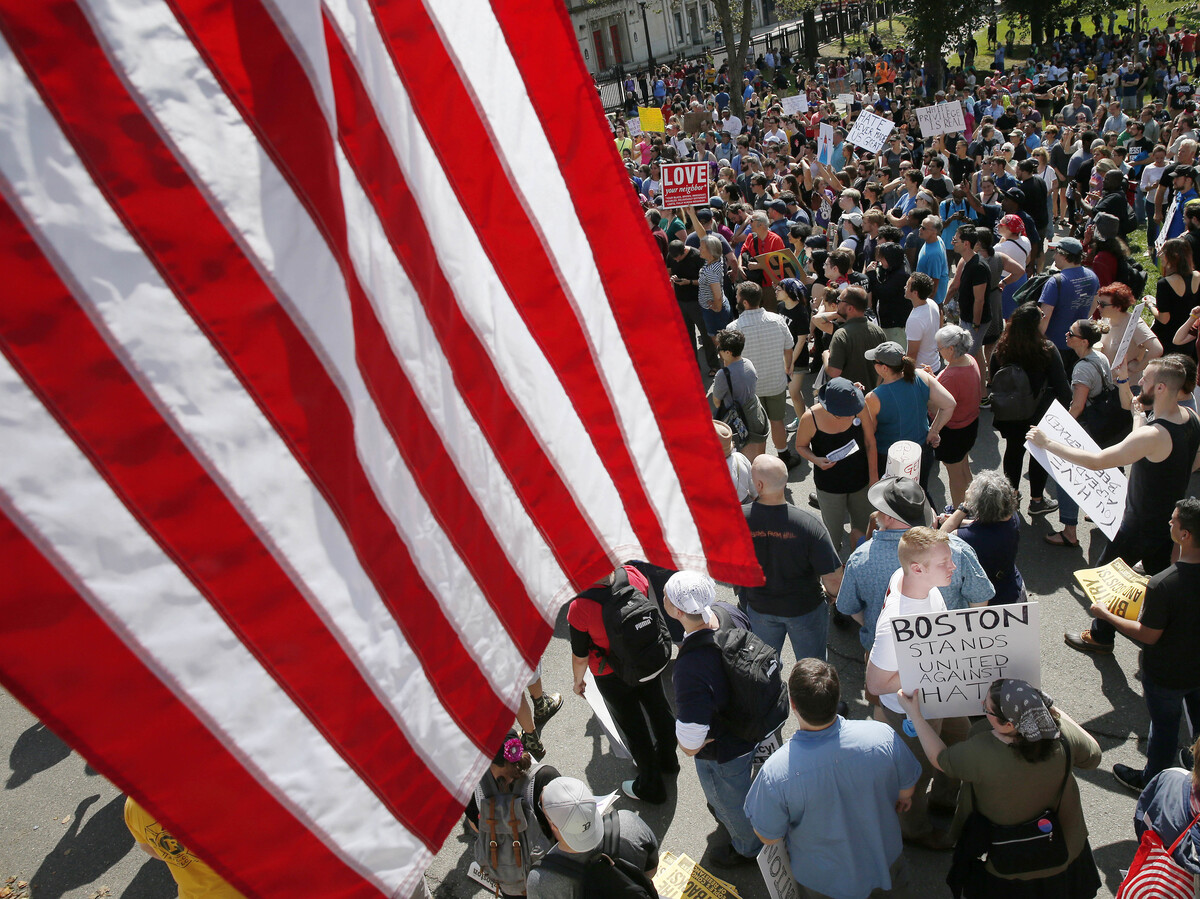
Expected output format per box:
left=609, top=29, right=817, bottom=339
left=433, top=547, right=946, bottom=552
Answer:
left=474, top=770, right=550, bottom=895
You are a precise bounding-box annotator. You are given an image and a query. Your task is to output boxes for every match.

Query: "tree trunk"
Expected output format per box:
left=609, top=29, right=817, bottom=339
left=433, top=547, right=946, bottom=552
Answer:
left=922, top=33, right=944, bottom=95
left=1029, top=7, right=1044, bottom=50
left=715, top=0, right=755, bottom=120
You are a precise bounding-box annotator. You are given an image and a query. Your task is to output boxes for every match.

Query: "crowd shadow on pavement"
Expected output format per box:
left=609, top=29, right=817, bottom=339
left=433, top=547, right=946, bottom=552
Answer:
left=6, top=722, right=72, bottom=789
left=29, top=794, right=133, bottom=899
left=120, top=858, right=179, bottom=898
left=1091, top=839, right=1137, bottom=896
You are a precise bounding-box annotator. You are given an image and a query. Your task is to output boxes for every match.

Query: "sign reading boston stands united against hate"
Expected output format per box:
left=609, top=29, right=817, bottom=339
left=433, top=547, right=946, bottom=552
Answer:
left=891, top=603, right=1041, bottom=719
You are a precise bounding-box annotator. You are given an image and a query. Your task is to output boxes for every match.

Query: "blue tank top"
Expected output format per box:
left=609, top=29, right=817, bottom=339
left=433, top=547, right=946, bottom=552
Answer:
left=873, top=376, right=931, bottom=454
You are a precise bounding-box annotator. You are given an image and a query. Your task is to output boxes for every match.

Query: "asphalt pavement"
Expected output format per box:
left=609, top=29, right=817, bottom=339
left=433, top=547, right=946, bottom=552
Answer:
left=0, top=395, right=1172, bottom=899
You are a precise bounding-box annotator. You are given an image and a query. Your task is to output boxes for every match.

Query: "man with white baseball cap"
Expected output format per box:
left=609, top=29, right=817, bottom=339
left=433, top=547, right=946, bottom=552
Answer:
left=528, top=777, right=659, bottom=899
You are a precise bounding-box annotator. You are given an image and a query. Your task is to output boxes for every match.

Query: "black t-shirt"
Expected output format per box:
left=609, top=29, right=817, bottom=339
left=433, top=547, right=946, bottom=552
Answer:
left=739, top=502, right=841, bottom=616
left=949, top=155, right=975, bottom=184
left=1141, top=562, right=1200, bottom=689
left=1170, top=82, right=1196, bottom=110
left=667, top=248, right=704, bottom=303
left=959, top=254, right=992, bottom=325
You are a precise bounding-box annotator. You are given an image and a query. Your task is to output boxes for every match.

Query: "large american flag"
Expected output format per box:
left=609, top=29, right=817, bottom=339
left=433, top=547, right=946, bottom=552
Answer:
left=0, top=1, right=760, bottom=895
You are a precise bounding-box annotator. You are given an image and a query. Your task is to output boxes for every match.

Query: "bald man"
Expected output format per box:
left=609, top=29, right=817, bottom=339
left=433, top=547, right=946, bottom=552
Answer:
left=737, top=456, right=844, bottom=662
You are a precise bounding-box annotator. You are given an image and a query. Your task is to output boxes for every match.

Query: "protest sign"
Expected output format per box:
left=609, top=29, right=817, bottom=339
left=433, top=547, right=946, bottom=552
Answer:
left=662, top=162, right=711, bottom=208
left=1027, top=400, right=1128, bottom=541
left=757, top=842, right=801, bottom=899
left=1074, top=559, right=1149, bottom=621
left=816, top=123, right=835, bottom=166
left=836, top=92, right=855, bottom=108
left=684, top=110, right=712, bottom=134
left=1157, top=195, right=1179, bottom=255
left=467, top=863, right=498, bottom=892
left=1110, top=301, right=1146, bottom=369
left=846, top=108, right=894, bottom=154
left=626, top=117, right=642, bottom=137
left=751, top=726, right=783, bottom=779
left=583, top=669, right=631, bottom=758
left=891, top=602, right=1041, bottom=718
left=755, top=249, right=803, bottom=286
left=655, top=852, right=742, bottom=899
left=915, top=101, right=967, bottom=138
left=638, top=106, right=665, bottom=133
left=780, top=94, right=809, bottom=115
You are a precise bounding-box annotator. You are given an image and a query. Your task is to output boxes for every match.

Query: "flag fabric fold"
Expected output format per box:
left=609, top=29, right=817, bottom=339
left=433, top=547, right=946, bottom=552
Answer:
left=0, top=0, right=760, bottom=895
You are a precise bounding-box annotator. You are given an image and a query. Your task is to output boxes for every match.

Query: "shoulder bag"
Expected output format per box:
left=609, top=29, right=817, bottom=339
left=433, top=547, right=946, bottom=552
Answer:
left=980, top=736, right=1073, bottom=876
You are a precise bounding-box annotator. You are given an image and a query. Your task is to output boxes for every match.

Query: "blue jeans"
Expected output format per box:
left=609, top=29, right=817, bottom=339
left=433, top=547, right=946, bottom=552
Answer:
left=695, top=751, right=762, bottom=857
left=1056, top=484, right=1079, bottom=526
left=746, top=603, right=829, bottom=662
left=1142, top=677, right=1200, bottom=781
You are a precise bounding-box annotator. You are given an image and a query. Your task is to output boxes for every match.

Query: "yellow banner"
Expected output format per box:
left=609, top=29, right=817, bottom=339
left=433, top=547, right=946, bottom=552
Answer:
left=653, top=852, right=742, bottom=899
left=638, top=106, right=665, bottom=133
left=1073, top=559, right=1148, bottom=621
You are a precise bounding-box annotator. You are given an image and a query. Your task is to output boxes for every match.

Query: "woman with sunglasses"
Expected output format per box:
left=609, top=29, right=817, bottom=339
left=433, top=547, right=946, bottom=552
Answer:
left=1097, top=282, right=1162, bottom=394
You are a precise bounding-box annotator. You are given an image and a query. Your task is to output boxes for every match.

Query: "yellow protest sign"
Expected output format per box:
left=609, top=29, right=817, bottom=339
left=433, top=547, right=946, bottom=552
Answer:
left=638, top=106, right=666, bottom=133
left=755, top=249, right=803, bottom=288
left=654, top=852, right=742, bottom=899
left=1073, top=559, right=1148, bottom=621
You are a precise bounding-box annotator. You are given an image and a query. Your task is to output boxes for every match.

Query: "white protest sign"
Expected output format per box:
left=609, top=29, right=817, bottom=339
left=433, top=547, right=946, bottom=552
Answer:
left=757, top=842, right=802, bottom=899
left=891, top=602, right=1041, bottom=719
left=584, top=669, right=632, bottom=758
left=661, top=161, right=711, bottom=207
left=915, top=101, right=967, bottom=138
left=780, top=93, right=809, bottom=115
left=1157, top=194, right=1180, bottom=255
left=846, top=108, right=894, bottom=154
left=1026, top=401, right=1128, bottom=541
left=751, top=726, right=783, bottom=779
left=816, top=123, right=836, bottom=166
left=824, top=437, right=860, bottom=463
left=467, top=863, right=498, bottom=892
left=626, top=117, right=643, bottom=137
left=1111, top=302, right=1146, bottom=369
left=836, top=92, right=855, bottom=108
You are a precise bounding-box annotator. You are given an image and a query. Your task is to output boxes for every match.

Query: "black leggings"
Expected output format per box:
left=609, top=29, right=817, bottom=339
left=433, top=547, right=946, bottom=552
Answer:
left=998, top=423, right=1049, bottom=498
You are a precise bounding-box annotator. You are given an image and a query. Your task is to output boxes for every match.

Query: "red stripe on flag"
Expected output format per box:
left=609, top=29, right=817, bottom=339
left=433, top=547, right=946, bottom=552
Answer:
left=0, top=192, right=457, bottom=847
left=341, top=2, right=676, bottom=567
left=0, top=0, right=521, bottom=750
left=0, top=510, right=383, bottom=899
left=488, top=0, right=763, bottom=585
left=168, top=0, right=617, bottom=592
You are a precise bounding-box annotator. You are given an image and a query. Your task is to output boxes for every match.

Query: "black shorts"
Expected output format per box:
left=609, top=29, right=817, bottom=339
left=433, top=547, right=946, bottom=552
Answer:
left=935, top=418, right=980, bottom=464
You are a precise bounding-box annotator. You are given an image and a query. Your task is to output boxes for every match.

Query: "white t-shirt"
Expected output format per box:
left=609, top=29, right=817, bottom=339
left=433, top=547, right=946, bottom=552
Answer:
left=872, top=568, right=948, bottom=713
left=1141, top=162, right=1168, bottom=193
left=905, top=299, right=942, bottom=371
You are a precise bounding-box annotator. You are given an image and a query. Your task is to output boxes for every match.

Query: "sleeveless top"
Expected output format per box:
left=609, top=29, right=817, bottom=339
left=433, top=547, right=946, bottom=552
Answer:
left=873, top=376, right=932, bottom=454
left=809, top=411, right=869, bottom=494
left=1126, top=409, right=1200, bottom=525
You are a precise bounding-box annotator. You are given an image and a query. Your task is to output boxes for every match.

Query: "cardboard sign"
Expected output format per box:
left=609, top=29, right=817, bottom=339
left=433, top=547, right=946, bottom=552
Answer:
left=757, top=842, right=802, bottom=899
left=1111, top=302, right=1147, bottom=369
left=1073, top=558, right=1149, bottom=621
left=661, top=161, right=711, bottom=207
left=626, top=117, right=643, bottom=137
left=755, top=249, right=803, bottom=287
left=654, top=852, right=740, bottom=899
left=1026, top=400, right=1128, bottom=541
left=846, top=108, right=894, bottom=154
left=915, top=101, right=967, bottom=138
left=684, top=110, right=712, bottom=134
left=780, top=93, right=809, bottom=115
left=583, top=669, right=632, bottom=758
left=638, top=106, right=665, bottom=133
left=891, top=602, right=1042, bottom=719
left=817, top=123, right=836, bottom=166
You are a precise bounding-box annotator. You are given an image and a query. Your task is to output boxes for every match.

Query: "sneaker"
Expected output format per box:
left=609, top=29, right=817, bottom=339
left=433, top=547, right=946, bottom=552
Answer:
left=1113, top=763, right=1146, bottom=793
left=786, top=418, right=800, bottom=434
left=1182, top=746, right=1195, bottom=770
left=520, top=731, right=546, bottom=762
left=621, top=779, right=667, bottom=805
left=1028, top=497, right=1059, bottom=516
left=777, top=449, right=802, bottom=468
left=709, top=844, right=759, bottom=868
left=808, top=491, right=820, bottom=510
left=532, top=692, right=563, bottom=729
left=979, top=395, right=992, bottom=408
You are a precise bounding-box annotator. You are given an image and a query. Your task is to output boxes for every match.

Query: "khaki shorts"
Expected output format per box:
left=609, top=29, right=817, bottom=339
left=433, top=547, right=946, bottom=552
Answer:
left=758, top=390, right=788, bottom=422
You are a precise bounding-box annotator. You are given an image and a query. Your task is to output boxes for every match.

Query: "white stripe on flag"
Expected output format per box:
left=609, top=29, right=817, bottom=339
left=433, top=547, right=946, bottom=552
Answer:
left=0, top=351, right=425, bottom=895
left=0, top=33, right=493, bottom=796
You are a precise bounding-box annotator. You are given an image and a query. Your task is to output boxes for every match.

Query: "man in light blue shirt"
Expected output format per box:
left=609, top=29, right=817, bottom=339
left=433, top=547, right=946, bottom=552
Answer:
left=745, top=659, right=921, bottom=899
left=916, top=216, right=950, bottom=305
left=835, top=477, right=994, bottom=654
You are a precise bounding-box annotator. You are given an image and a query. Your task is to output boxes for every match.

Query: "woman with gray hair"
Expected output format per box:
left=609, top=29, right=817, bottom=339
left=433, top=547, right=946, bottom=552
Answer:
left=939, top=469, right=1025, bottom=606
left=934, top=325, right=982, bottom=507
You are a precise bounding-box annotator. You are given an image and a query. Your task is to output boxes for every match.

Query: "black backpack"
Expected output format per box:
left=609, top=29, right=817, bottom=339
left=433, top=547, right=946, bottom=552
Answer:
left=1114, top=255, right=1148, bottom=296
left=989, top=362, right=1045, bottom=423
left=1077, top=355, right=1129, bottom=448
left=677, top=605, right=788, bottom=743
left=539, top=811, right=657, bottom=899
left=596, top=567, right=672, bottom=685
left=1011, top=270, right=1058, bottom=308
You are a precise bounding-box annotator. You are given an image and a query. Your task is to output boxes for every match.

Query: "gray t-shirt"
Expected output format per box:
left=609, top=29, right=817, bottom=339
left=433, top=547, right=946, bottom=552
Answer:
left=526, top=810, right=659, bottom=899
left=710, top=357, right=759, bottom=408
left=1072, top=350, right=1111, bottom=401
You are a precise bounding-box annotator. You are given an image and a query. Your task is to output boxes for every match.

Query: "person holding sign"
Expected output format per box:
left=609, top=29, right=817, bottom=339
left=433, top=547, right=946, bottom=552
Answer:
left=1096, top=499, right=1200, bottom=793
left=865, top=527, right=968, bottom=849
left=1028, top=356, right=1200, bottom=654
left=1097, top=283, right=1162, bottom=387
left=895, top=680, right=1102, bottom=897
left=744, top=660, right=921, bottom=899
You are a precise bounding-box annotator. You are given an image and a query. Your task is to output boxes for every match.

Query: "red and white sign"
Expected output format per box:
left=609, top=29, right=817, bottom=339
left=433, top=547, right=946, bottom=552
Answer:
left=661, top=162, right=710, bottom=207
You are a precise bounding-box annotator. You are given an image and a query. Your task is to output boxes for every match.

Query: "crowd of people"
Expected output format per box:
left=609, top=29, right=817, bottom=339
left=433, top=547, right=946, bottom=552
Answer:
left=461, top=15, right=1200, bottom=899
